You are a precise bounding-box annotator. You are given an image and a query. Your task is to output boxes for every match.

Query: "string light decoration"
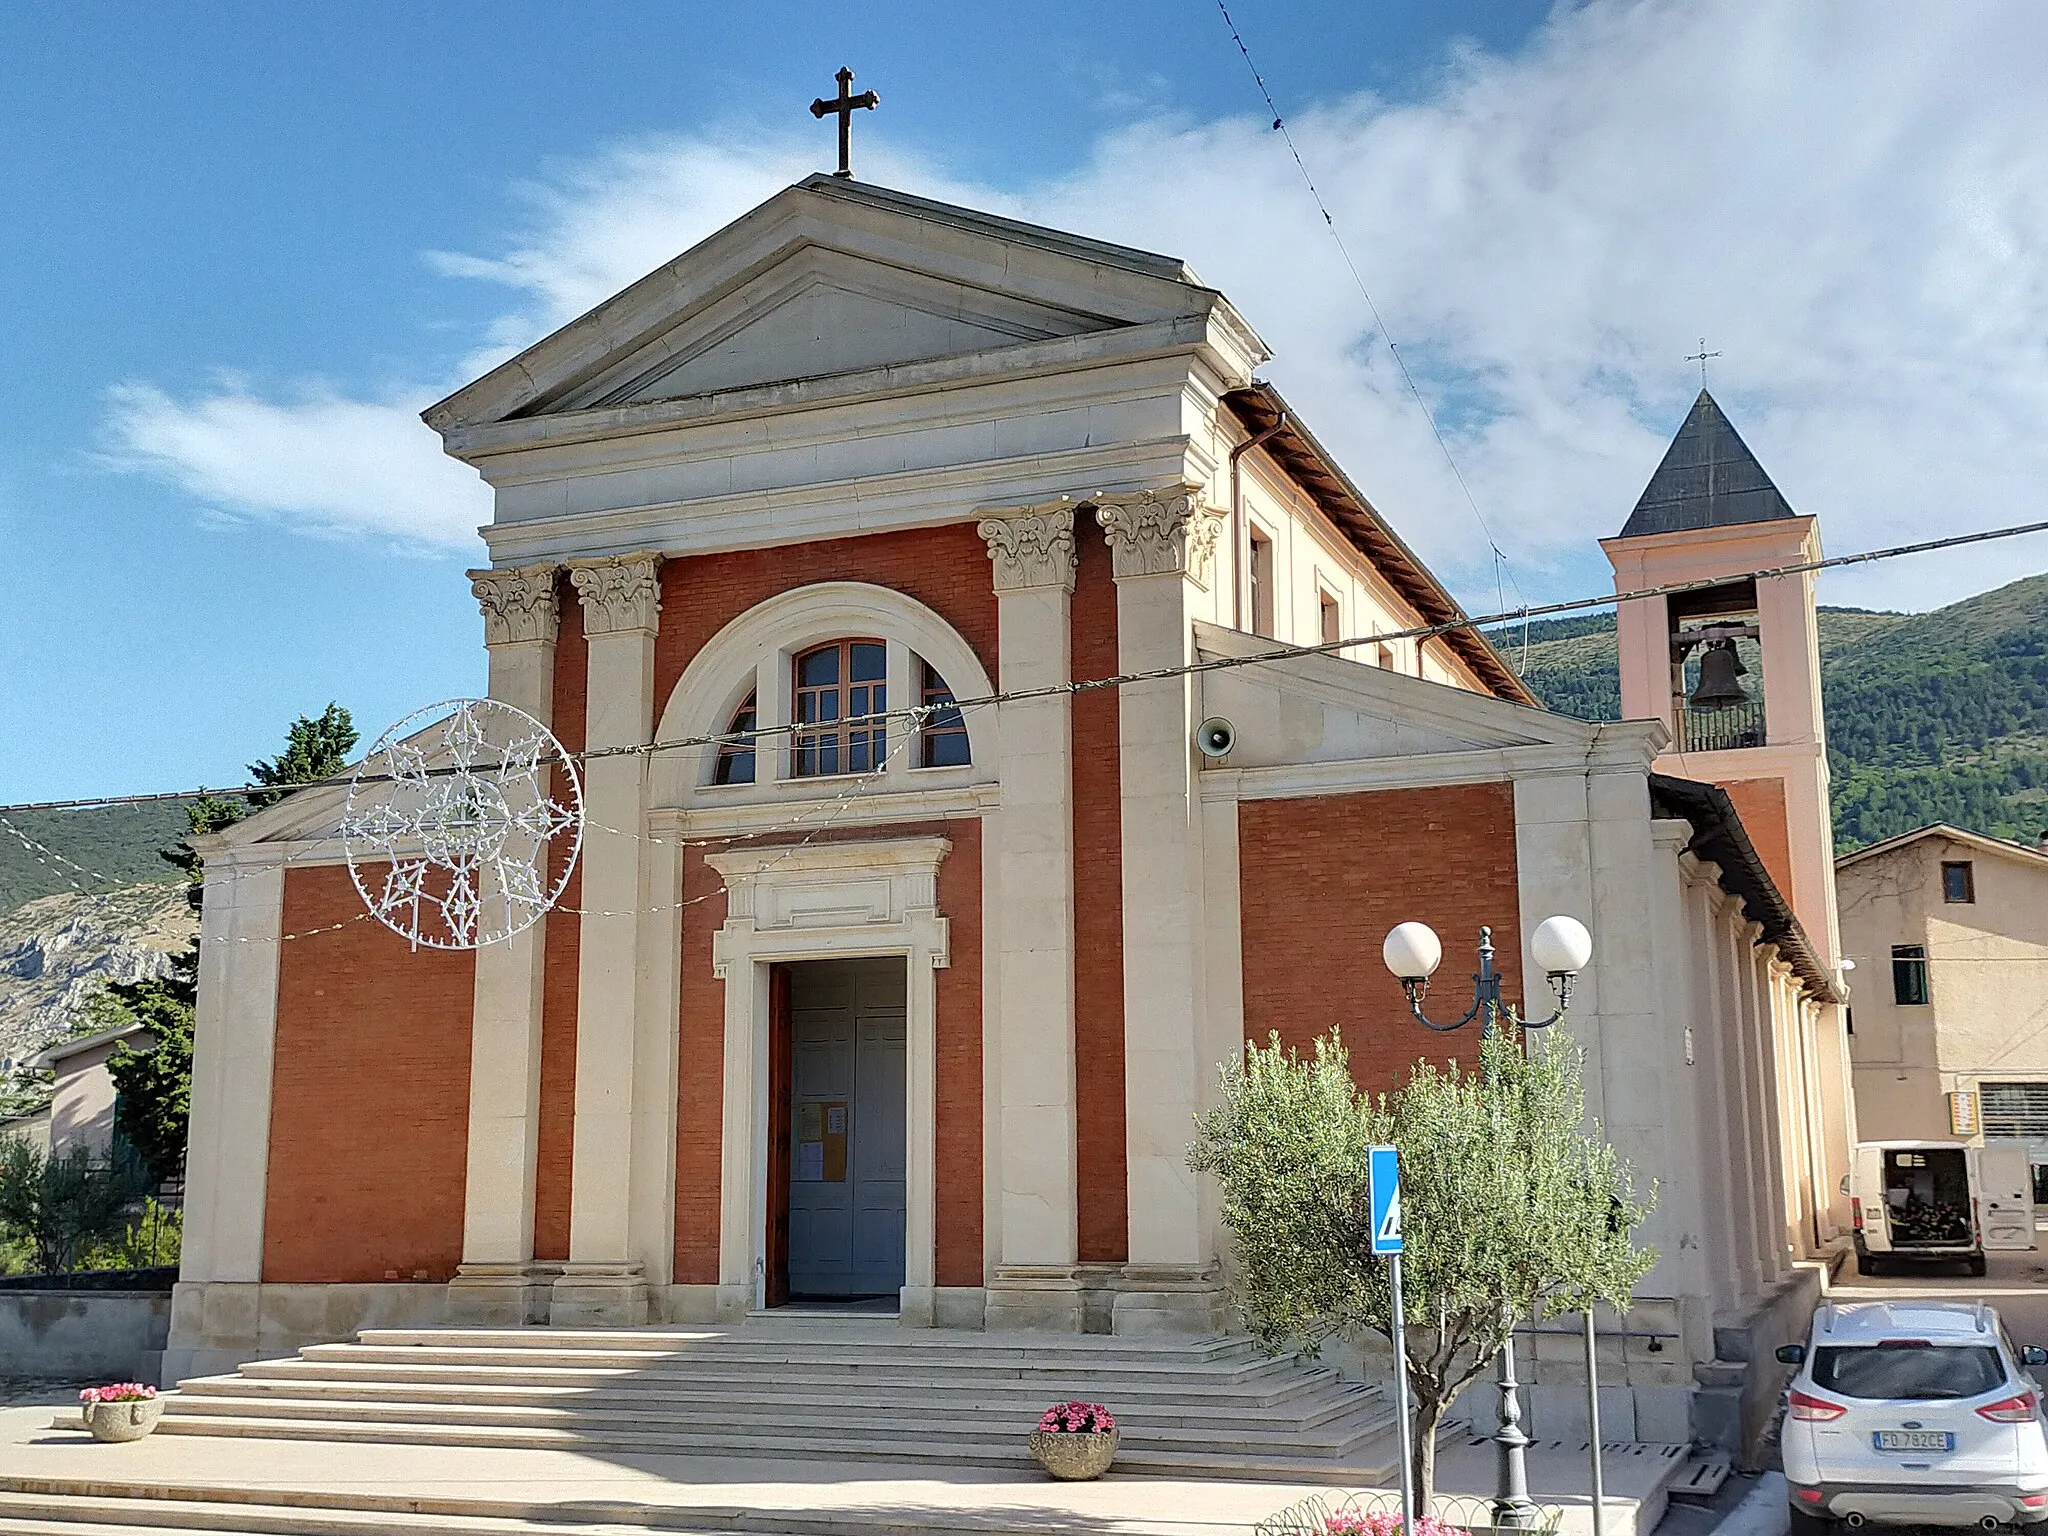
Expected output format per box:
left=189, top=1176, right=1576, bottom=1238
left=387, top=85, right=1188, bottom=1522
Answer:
left=339, top=698, right=583, bottom=951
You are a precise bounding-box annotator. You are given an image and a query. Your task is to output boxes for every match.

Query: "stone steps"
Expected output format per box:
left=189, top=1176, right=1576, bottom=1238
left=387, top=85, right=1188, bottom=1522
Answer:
left=129, top=1323, right=1400, bottom=1485
left=171, top=1375, right=1366, bottom=1430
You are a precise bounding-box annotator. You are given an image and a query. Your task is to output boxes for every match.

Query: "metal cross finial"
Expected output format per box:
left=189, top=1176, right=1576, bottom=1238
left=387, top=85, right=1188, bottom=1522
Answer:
left=1686, top=338, right=1722, bottom=389
left=810, top=66, right=879, bottom=180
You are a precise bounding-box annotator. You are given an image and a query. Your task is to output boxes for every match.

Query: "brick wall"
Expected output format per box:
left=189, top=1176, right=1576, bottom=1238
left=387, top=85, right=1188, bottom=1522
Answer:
left=1719, top=777, right=1794, bottom=908
left=1238, top=783, right=1521, bottom=1096
left=673, top=844, right=728, bottom=1286
left=1070, top=519, right=1128, bottom=1263
left=933, top=818, right=985, bottom=1286
left=534, top=577, right=586, bottom=1262
left=263, top=865, right=475, bottom=1283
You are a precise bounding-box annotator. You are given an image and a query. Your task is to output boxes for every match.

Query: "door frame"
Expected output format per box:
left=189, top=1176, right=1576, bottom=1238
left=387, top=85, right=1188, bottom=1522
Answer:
left=704, top=838, right=950, bottom=1324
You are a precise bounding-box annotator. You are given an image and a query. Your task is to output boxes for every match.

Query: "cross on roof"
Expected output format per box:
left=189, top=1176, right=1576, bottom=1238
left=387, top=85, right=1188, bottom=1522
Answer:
left=1686, top=338, right=1722, bottom=388
left=810, top=67, right=879, bottom=180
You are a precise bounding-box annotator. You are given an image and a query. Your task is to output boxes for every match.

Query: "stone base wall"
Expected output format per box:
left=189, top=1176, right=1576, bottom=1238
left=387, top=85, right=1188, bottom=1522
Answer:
left=162, top=1280, right=449, bottom=1386
left=0, top=1290, right=170, bottom=1385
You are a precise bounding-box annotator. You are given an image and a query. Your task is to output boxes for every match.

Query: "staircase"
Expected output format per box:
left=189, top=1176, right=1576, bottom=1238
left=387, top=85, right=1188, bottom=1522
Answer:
left=146, top=1321, right=1400, bottom=1482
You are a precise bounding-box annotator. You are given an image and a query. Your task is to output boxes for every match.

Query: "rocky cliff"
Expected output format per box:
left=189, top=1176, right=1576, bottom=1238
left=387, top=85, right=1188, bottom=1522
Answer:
left=0, top=885, right=196, bottom=1068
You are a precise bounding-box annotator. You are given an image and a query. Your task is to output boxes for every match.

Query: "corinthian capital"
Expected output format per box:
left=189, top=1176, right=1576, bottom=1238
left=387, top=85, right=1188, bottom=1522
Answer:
left=468, top=561, right=561, bottom=647
left=1093, top=485, right=1223, bottom=588
left=976, top=500, right=1078, bottom=594
left=568, top=551, right=663, bottom=636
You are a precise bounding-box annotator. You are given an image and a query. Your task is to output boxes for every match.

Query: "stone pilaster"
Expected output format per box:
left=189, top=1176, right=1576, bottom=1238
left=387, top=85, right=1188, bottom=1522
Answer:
left=450, top=562, right=562, bottom=1325
left=555, top=551, right=662, bottom=1327
left=975, top=502, right=1088, bottom=1332
left=1093, top=487, right=1226, bottom=1334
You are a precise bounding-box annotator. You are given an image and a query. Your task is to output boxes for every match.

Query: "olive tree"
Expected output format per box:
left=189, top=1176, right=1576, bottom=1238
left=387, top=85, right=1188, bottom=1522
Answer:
left=1188, top=1026, right=1655, bottom=1508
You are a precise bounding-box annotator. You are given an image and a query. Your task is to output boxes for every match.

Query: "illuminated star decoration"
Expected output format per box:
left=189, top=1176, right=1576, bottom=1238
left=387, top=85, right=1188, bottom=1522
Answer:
left=340, top=698, right=583, bottom=950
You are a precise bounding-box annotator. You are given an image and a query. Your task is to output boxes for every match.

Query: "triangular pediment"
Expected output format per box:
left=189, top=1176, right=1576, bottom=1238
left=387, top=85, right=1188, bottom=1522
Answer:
left=1620, top=390, right=1796, bottom=538
left=555, top=247, right=1112, bottom=412
left=426, top=176, right=1260, bottom=434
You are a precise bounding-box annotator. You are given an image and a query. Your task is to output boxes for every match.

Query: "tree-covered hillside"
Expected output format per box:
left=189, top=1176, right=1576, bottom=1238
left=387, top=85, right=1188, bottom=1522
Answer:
left=0, top=802, right=194, bottom=913
left=1490, top=572, right=2048, bottom=851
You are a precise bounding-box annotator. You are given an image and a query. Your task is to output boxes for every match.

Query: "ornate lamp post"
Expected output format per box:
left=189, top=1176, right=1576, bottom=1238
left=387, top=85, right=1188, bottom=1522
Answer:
left=1379, top=915, right=1594, bottom=1532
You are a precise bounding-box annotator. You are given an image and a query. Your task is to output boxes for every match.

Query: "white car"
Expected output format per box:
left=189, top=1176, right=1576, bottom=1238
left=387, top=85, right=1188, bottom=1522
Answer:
left=1781, top=1301, right=2048, bottom=1530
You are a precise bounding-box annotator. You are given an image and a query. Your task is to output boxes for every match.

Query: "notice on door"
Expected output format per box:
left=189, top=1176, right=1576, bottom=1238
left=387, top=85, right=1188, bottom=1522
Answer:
left=795, top=1100, right=849, bottom=1183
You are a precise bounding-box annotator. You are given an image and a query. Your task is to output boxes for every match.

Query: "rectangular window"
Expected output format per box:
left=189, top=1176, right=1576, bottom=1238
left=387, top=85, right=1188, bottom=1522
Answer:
left=1942, top=861, right=1975, bottom=903
left=1319, top=590, right=1340, bottom=646
left=1376, top=642, right=1395, bottom=670
left=1248, top=528, right=1274, bottom=638
left=793, top=639, right=886, bottom=777
left=1892, top=944, right=1931, bottom=1006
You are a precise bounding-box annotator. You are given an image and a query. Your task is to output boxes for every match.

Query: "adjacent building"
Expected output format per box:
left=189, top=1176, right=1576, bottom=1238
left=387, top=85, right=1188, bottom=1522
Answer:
left=1839, top=824, right=2048, bottom=1177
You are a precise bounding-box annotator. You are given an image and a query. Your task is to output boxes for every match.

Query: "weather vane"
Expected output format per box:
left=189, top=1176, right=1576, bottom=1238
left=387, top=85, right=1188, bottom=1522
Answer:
left=810, top=66, right=879, bottom=180
left=340, top=698, right=583, bottom=951
left=1686, top=337, right=1722, bottom=389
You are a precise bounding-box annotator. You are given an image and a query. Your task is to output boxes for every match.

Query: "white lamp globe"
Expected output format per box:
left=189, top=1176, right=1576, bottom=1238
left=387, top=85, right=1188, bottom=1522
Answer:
left=1530, top=915, right=1593, bottom=976
left=1382, top=921, right=1443, bottom=982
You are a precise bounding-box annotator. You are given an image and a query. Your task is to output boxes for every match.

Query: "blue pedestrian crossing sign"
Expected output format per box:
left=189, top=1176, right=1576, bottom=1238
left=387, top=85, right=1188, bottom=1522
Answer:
left=1368, top=1145, right=1402, bottom=1254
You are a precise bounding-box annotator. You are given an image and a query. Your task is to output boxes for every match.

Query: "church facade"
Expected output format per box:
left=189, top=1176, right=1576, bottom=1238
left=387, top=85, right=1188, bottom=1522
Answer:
left=167, top=177, right=1849, bottom=1446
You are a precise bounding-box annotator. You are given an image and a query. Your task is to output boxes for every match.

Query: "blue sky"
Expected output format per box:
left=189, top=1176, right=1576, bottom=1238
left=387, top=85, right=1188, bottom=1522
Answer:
left=4, top=2, right=2046, bottom=803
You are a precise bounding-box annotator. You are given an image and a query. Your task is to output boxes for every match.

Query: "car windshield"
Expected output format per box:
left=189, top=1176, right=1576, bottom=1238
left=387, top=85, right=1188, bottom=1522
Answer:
left=1812, top=1345, right=2006, bottom=1401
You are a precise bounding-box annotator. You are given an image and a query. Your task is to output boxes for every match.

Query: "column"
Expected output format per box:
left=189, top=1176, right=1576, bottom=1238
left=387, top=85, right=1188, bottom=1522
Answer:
left=1096, top=486, right=1228, bottom=1335
left=554, top=551, right=661, bottom=1327
left=976, top=502, right=1086, bottom=1332
left=449, top=562, right=561, bottom=1325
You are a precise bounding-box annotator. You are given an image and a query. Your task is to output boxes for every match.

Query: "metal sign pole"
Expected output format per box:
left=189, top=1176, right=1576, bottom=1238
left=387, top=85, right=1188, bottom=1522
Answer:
left=1390, top=1250, right=1419, bottom=1533
left=1584, top=1309, right=1606, bottom=1536
left=1370, top=1146, right=1417, bottom=1532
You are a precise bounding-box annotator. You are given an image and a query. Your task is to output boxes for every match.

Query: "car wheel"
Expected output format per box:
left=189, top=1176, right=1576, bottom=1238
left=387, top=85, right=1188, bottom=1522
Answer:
left=1969, top=1254, right=1988, bottom=1277
left=1856, top=1254, right=1878, bottom=1276
left=1789, top=1506, right=1829, bottom=1536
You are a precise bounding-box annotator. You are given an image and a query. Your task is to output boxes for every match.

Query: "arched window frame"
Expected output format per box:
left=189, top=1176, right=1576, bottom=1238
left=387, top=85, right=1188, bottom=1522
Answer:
left=651, top=583, right=996, bottom=807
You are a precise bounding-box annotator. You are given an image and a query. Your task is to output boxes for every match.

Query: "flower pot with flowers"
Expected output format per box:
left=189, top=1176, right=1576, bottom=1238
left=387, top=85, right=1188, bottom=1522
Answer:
left=1029, top=1400, right=1119, bottom=1480
left=79, top=1383, right=162, bottom=1443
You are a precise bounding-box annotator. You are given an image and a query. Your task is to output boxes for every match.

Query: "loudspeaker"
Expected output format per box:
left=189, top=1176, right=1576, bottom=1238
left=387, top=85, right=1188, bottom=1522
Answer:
left=1196, top=717, right=1236, bottom=758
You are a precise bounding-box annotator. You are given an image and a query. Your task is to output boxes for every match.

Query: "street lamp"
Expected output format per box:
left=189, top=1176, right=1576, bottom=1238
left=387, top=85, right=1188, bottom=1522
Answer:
left=1380, top=916, right=1594, bottom=1531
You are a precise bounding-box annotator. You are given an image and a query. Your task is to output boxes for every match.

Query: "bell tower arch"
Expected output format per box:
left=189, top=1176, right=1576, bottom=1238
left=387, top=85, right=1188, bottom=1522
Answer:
left=1601, top=389, right=1839, bottom=966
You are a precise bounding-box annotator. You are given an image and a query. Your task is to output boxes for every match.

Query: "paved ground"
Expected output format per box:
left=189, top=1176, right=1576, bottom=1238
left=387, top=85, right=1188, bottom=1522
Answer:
left=1825, top=1246, right=2048, bottom=1341
left=0, top=1405, right=1678, bottom=1536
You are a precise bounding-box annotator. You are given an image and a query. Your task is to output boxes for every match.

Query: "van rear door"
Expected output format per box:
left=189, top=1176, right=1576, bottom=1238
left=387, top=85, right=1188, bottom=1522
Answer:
left=1977, top=1144, right=2037, bottom=1251
left=1856, top=1144, right=1891, bottom=1252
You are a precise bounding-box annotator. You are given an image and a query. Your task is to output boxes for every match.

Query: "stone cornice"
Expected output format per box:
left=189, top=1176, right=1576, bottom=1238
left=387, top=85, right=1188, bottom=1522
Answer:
left=568, top=551, right=663, bottom=636
left=1094, top=485, right=1222, bottom=588
left=468, top=561, right=561, bottom=647
left=976, top=500, right=1078, bottom=594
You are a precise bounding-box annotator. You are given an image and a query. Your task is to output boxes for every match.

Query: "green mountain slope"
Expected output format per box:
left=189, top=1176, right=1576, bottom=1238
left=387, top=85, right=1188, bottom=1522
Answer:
left=0, top=802, right=193, bottom=913
left=1491, top=572, right=2048, bottom=851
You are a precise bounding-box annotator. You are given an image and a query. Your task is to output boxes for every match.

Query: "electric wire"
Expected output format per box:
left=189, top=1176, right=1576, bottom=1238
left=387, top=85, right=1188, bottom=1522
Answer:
left=3, top=514, right=2044, bottom=821
left=1213, top=0, right=1528, bottom=616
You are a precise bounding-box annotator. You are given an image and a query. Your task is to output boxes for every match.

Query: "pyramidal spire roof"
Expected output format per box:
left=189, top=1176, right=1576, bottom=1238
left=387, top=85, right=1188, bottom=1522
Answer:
left=1619, top=389, right=1797, bottom=538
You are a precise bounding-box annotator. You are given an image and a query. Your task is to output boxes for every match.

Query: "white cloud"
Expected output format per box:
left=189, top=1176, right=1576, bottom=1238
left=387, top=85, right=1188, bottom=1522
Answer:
left=107, top=1, right=2048, bottom=606
left=104, top=382, right=490, bottom=551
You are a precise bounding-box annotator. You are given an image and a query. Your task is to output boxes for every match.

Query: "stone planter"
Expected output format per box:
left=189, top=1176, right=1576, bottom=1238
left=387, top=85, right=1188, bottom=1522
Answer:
left=1029, top=1428, right=1119, bottom=1480
left=83, top=1397, right=162, bottom=1443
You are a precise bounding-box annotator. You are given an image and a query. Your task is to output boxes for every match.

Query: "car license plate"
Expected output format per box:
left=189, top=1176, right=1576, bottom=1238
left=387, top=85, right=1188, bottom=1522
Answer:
left=1873, top=1430, right=1954, bottom=1452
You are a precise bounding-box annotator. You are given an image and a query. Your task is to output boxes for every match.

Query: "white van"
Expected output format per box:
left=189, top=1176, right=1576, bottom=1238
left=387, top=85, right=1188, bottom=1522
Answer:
left=1849, top=1140, right=2036, bottom=1276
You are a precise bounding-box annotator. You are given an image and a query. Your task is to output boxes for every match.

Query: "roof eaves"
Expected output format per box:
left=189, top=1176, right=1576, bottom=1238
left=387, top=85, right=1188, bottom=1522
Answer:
left=1650, top=772, right=1842, bottom=1005
left=1221, top=383, right=1536, bottom=706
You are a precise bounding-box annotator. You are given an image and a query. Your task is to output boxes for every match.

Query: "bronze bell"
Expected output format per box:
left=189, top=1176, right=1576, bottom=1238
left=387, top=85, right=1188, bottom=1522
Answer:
left=1689, top=638, right=1749, bottom=711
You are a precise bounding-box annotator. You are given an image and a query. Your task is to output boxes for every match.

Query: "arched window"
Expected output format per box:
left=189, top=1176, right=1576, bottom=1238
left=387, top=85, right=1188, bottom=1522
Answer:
left=792, top=639, right=886, bottom=777
left=713, top=693, right=757, bottom=785
left=919, top=661, right=969, bottom=768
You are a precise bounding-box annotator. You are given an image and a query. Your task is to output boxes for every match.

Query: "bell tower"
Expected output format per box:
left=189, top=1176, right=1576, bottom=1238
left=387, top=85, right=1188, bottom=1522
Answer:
left=1601, top=390, right=1840, bottom=965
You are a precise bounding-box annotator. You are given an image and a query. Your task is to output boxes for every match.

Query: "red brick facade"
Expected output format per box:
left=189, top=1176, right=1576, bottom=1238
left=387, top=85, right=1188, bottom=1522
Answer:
left=1070, top=519, right=1128, bottom=1263
left=533, top=577, right=586, bottom=1262
left=1720, top=777, right=1793, bottom=909
left=1237, top=783, right=1522, bottom=1096
left=264, top=865, right=475, bottom=1283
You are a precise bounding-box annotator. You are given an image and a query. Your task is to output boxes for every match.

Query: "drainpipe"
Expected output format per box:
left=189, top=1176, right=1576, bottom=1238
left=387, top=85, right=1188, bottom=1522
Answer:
left=1229, top=412, right=1288, bottom=632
